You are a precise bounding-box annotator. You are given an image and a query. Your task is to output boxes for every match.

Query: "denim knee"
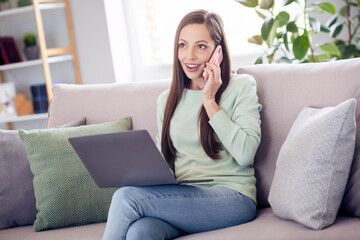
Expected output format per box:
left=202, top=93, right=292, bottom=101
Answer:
left=126, top=217, right=183, bottom=240
left=126, top=218, right=158, bottom=240
left=112, top=187, right=139, bottom=205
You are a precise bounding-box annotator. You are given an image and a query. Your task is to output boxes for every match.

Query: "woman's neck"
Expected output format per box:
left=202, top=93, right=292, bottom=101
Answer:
left=188, top=77, right=205, bottom=90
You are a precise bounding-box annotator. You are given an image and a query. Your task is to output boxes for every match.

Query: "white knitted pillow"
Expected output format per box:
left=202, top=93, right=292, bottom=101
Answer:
left=268, top=98, right=356, bottom=230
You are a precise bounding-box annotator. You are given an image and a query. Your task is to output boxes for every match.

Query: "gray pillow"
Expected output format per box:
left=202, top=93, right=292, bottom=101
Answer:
left=0, top=117, right=86, bottom=230
left=268, top=99, right=356, bottom=230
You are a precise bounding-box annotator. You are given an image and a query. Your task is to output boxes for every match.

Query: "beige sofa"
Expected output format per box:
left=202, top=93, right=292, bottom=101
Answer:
left=1, top=58, right=360, bottom=239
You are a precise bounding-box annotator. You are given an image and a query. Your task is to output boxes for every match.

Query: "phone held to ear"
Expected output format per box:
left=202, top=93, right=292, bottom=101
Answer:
left=203, top=45, right=223, bottom=82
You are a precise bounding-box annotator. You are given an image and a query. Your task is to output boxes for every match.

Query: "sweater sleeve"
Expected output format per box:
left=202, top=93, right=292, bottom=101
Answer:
left=209, top=74, right=262, bottom=167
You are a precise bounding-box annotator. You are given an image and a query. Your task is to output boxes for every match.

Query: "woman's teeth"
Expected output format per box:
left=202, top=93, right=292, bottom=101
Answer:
left=186, top=64, right=201, bottom=72
left=186, top=64, right=200, bottom=68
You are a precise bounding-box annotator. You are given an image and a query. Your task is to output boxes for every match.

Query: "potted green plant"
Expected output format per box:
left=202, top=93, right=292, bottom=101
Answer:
left=23, top=33, right=39, bottom=60
left=237, top=0, right=360, bottom=64
left=0, top=0, right=11, bottom=11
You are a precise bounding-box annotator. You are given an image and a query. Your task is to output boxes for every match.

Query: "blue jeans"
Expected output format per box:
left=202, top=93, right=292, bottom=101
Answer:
left=102, top=185, right=256, bottom=240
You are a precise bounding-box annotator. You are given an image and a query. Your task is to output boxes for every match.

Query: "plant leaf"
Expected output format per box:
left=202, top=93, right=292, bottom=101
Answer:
left=354, top=49, right=360, bottom=58
left=309, top=17, right=321, bottom=33
left=355, top=36, right=360, bottom=45
left=337, top=44, right=357, bottom=59
left=236, top=0, right=259, bottom=8
left=255, top=56, right=263, bottom=64
left=320, top=24, right=330, bottom=33
left=283, top=32, right=289, bottom=51
left=248, top=35, right=264, bottom=45
left=334, top=39, right=346, bottom=46
left=278, top=56, right=293, bottom=63
left=282, top=0, right=297, bottom=6
left=326, top=14, right=338, bottom=28
left=277, top=11, right=290, bottom=27
left=260, top=0, right=274, bottom=10
left=315, top=2, right=336, bottom=15
left=308, top=6, right=324, bottom=14
left=340, top=6, right=348, bottom=17
left=255, top=9, right=267, bottom=19
left=293, top=34, right=309, bottom=60
left=266, top=21, right=279, bottom=48
left=261, top=17, right=274, bottom=40
left=330, top=22, right=343, bottom=38
left=318, top=42, right=341, bottom=57
left=308, top=53, right=329, bottom=63
left=286, top=21, right=298, bottom=33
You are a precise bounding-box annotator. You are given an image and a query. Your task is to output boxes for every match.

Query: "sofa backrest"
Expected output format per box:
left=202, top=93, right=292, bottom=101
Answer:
left=238, top=58, right=360, bottom=208
left=48, top=79, right=171, bottom=140
left=48, top=58, right=360, bottom=210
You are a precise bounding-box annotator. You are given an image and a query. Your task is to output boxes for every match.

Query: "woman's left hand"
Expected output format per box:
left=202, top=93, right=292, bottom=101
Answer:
left=201, top=60, right=222, bottom=119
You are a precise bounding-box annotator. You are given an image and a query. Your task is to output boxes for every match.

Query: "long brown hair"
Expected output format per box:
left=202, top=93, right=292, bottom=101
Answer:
left=161, top=9, right=231, bottom=166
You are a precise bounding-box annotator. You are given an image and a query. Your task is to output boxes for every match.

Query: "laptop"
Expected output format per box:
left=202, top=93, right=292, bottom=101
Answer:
left=68, top=130, right=213, bottom=188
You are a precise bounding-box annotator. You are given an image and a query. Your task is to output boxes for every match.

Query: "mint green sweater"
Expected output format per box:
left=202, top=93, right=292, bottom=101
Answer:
left=156, top=74, right=262, bottom=203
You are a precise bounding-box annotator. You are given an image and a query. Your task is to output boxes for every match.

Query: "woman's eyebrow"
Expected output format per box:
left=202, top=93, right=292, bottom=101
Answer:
left=178, top=39, right=208, bottom=44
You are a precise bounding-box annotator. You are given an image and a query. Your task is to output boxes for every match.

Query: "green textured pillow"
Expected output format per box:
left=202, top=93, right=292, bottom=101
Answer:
left=18, top=117, right=132, bottom=232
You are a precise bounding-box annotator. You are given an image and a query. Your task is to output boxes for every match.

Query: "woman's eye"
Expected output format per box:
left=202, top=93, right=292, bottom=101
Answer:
left=199, top=44, right=206, bottom=50
left=179, top=43, right=186, bottom=48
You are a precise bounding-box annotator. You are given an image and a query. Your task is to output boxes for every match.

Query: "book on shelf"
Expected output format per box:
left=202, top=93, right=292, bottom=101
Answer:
left=31, top=83, right=48, bottom=114
left=0, top=36, right=22, bottom=65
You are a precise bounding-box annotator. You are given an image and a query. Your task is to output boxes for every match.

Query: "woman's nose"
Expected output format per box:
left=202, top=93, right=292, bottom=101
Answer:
left=186, top=48, right=196, bottom=60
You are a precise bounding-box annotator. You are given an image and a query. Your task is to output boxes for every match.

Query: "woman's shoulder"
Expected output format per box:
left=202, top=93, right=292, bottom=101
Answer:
left=225, top=73, right=257, bottom=95
left=158, top=89, right=170, bottom=100
left=229, top=73, right=256, bottom=88
left=157, top=89, right=170, bottom=107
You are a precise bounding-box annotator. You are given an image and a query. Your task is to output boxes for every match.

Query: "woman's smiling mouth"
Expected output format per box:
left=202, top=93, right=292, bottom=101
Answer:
left=185, top=63, right=201, bottom=72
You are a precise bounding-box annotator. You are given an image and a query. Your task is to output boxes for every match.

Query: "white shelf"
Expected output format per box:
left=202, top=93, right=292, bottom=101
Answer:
left=0, top=113, right=47, bottom=124
left=0, top=54, right=73, bottom=71
left=0, top=3, right=65, bottom=18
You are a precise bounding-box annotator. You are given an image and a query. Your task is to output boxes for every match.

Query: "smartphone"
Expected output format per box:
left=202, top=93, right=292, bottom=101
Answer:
left=203, top=45, right=223, bottom=82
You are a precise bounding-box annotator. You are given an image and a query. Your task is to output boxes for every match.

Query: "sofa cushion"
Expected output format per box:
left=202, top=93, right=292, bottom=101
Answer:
left=0, top=130, right=37, bottom=230
left=1, top=209, right=359, bottom=240
left=0, top=117, right=86, bottom=230
left=175, top=208, right=360, bottom=240
left=18, top=117, right=131, bottom=232
left=237, top=58, right=360, bottom=211
left=268, top=99, right=356, bottom=229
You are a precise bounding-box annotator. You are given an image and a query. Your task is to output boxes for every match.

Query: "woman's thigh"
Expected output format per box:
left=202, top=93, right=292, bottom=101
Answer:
left=115, top=184, right=256, bottom=234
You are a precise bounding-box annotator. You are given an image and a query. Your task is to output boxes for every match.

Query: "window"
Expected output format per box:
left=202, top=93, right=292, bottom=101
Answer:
left=106, top=0, right=264, bottom=82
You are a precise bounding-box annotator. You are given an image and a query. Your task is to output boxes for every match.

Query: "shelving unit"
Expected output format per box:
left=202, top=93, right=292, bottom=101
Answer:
left=0, top=54, right=73, bottom=71
left=0, top=0, right=81, bottom=129
left=0, top=113, right=48, bottom=124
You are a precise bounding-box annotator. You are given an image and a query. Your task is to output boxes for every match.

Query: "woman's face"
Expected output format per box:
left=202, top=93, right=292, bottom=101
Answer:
left=178, top=23, right=216, bottom=83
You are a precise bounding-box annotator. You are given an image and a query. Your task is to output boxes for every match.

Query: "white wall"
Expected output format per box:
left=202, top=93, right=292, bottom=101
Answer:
left=69, top=0, right=116, bottom=84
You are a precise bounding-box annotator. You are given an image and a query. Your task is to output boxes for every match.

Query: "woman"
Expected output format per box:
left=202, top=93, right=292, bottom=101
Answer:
left=103, top=9, right=261, bottom=240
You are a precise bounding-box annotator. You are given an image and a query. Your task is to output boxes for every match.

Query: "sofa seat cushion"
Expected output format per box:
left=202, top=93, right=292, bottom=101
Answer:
left=1, top=209, right=358, bottom=240
left=175, top=208, right=360, bottom=240
left=0, top=223, right=106, bottom=240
